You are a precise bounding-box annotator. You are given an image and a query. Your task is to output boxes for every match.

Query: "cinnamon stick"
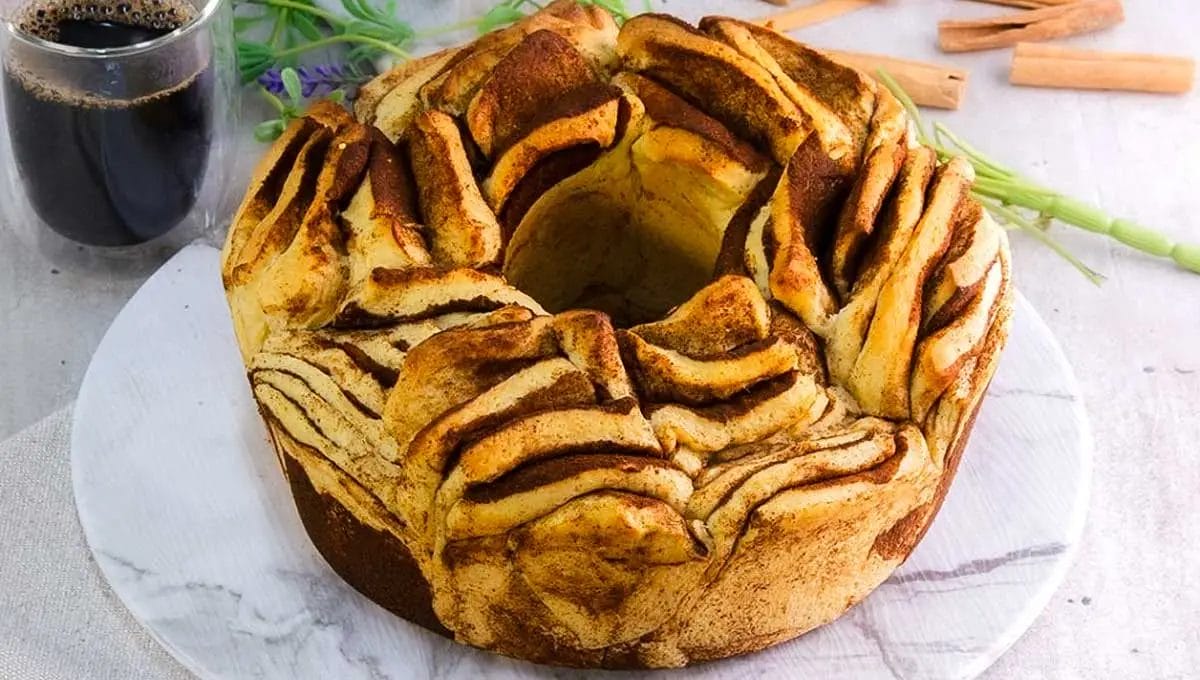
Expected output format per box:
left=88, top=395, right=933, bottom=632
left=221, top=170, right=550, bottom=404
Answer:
left=961, top=0, right=1077, bottom=8
left=824, top=50, right=969, bottom=109
left=758, top=0, right=880, bottom=32
left=1010, top=42, right=1195, bottom=94
left=938, top=0, right=1124, bottom=53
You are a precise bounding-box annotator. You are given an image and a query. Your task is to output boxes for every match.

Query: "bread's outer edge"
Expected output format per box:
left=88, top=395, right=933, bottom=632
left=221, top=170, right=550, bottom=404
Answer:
left=236, top=228, right=1015, bottom=671
left=267, top=423, right=451, bottom=638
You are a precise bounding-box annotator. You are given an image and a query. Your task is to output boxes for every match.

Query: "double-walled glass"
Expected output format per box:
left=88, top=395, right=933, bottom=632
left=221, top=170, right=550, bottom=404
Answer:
left=0, top=0, right=237, bottom=269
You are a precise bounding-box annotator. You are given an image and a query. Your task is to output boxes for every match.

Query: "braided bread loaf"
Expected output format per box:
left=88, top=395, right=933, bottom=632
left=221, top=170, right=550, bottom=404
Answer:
left=221, top=2, right=1012, bottom=668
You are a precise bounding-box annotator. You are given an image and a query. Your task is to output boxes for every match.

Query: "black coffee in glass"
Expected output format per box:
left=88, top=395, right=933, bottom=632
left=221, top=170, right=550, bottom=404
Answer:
left=3, top=0, right=212, bottom=247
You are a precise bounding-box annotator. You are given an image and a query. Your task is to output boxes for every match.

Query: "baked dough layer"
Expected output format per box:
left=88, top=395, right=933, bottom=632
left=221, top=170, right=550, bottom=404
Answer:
left=221, top=3, right=1013, bottom=668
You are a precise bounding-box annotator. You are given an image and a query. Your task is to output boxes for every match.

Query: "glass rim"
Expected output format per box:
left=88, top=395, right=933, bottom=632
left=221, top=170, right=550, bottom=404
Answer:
left=2, top=0, right=222, bottom=58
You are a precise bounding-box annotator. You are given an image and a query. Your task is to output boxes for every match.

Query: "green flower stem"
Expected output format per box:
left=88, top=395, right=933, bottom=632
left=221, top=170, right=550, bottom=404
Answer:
left=877, top=67, right=1200, bottom=277
left=273, top=33, right=409, bottom=60
left=982, top=198, right=1105, bottom=285
left=260, top=87, right=288, bottom=114
left=932, top=123, right=1014, bottom=181
left=414, top=19, right=481, bottom=37
left=980, top=180, right=1200, bottom=272
left=242, top=0, right=347, bottom=26
left=1171, top=243, right=1200, bottom=273
left=972, top=177, right=1198, bottom=271
left=268, top=8, right=287, bottom=46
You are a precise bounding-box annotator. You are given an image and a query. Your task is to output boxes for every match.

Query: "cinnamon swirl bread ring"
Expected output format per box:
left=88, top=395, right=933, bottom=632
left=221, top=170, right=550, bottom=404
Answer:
left=221, top=3, right=1012, bottom=668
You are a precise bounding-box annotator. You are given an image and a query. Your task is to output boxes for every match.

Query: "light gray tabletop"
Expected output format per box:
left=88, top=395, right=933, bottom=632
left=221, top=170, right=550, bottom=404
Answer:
left=1, top=0, right=1198, bottom=677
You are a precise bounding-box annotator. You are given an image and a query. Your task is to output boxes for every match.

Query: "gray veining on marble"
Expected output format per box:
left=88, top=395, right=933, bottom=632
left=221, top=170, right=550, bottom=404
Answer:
left=71, top=245, right=1090, bottom=680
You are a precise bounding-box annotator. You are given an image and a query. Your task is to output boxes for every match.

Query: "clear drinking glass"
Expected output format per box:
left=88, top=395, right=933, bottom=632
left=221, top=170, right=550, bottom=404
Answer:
left=0, top=0, right=237, bottom=270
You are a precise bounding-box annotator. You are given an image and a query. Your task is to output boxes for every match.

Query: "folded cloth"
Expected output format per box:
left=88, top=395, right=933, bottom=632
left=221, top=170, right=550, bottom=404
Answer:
left=0, top=406, right=191, bottom=680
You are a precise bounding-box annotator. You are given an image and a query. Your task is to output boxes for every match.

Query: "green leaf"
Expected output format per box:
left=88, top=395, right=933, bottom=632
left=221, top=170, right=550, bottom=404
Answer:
left=271, top=7, right=289, bottom=46
left=238, top=62, right=271, bottom=83
left=342, top=18, right=382, bottom=38
left=260, top=87, right=287, bottom=114
left=254, top=119, right=286, bottom=142
left=342, top=60, right=368, bottom=80
left=236, top=40, right=275, bottom=60
left=477, top=5, right=525, bottom=33
left=327, top=89, right=346, bottom=104
left=290, top=11, right=324, bottom=41
left=346, top=42, right=380, bottom=63
left=390, top=20, right=415, bottom=43
left=341, top=0, right=371, bottom=21
left=236, top=40, right=277, bottom=82
left=281, top=67, right=303, bottom=102
left=584, top=0, right=631, bottom=21
left=281, top=104, right=303, bottom=123
left=233, top=14, right=268, bottom=32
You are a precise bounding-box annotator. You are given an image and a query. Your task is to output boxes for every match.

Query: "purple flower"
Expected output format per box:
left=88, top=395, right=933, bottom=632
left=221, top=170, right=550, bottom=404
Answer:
left=257, top=68, right=286, bottom=95
left=257, top=63, right=366, bottom=100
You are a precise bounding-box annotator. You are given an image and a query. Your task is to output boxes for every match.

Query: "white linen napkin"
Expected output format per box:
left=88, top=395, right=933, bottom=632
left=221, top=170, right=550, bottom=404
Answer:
left=0, top=407, right=192, bottom=680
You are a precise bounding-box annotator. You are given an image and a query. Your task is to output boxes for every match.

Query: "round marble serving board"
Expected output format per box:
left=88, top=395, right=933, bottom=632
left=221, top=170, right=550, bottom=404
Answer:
left=72, top=244, right=1091, bottom=680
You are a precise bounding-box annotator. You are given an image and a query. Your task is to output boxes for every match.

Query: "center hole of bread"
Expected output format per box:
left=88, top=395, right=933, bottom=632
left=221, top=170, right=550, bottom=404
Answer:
left=501, top=135, right=750, bottom=327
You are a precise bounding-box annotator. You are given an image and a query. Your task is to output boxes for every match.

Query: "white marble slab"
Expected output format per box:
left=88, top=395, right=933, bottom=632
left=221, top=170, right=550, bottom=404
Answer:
left=71, top=244, right=1091, bottom=680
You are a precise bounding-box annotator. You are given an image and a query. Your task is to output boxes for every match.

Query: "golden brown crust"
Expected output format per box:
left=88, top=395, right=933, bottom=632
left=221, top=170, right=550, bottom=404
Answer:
left=831, top=142, right=907, bottom=299
left=466, top=29, right=603, bottom=158
left=630, top=275, right=771, bottom=358
left=617, top=14, right=808, bottom=164
left=723, top=20, right=876, bottom=156
left=614, top=72, right=769, bottom=173
left=365, top=130, right=421, bottom=228
left=223, top=5, right=1014, bottom=670
left=764, top=134, right=854, bottom=335
left=356, top=47, right=462, bottom=126
left=496, top=143, right=604, bottom=235
left=482, top=86, right=622, bottom=212
left=407, top=110, right=504, bottom=268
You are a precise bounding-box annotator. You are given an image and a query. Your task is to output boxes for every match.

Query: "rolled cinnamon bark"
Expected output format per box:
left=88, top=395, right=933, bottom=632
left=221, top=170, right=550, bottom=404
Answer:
left=757, top=0, right=879, bottom=32
left=1010, top=42, right=1195, bottom=94
left=938, top=0, right=1123, bottom=52
left=961, top=0, right=1077, bottom=8
left=825, top=49, right=969, bottom=109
